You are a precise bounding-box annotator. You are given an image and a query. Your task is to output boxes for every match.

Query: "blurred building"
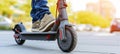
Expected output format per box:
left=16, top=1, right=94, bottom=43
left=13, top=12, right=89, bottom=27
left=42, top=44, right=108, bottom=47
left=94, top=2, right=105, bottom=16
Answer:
left=86, top=0, right=116, bottom=20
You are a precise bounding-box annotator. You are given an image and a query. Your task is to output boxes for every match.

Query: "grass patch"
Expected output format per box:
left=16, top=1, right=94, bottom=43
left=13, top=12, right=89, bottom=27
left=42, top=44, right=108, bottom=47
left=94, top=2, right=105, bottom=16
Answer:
left=0, top=26, right=11, bottom=30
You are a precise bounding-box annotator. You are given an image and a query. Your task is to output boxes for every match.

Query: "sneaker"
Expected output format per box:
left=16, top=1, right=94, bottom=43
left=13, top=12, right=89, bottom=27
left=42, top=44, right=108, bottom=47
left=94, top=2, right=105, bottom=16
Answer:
left=32, top=14, right=55, bottom=32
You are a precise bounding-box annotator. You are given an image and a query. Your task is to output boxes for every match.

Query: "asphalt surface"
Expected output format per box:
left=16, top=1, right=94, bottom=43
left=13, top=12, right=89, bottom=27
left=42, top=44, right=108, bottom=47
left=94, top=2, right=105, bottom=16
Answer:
left=0, top=31, right=119, bottom=54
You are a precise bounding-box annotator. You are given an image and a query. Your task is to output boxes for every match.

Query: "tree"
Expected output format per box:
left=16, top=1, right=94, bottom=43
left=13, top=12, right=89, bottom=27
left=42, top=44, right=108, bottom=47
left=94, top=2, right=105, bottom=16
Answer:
left=0, top=0, right=17, bottom=18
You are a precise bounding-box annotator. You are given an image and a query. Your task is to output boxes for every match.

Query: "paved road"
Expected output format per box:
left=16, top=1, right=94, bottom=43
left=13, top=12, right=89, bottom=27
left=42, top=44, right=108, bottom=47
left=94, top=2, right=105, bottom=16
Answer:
left=0, top=31, right=119, bottom=54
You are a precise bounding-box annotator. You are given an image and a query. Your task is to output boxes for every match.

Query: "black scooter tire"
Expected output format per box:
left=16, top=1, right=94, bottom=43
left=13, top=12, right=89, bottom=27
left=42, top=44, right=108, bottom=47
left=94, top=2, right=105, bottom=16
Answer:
left=57, top=26, right=77, bottom=52
left=14, top=24, right=25, bottom=45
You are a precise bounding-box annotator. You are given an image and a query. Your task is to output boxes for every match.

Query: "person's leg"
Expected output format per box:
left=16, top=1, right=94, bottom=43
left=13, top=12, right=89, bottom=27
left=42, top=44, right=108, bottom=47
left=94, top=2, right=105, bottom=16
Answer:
left=31, top=0, right=55, bottom=32
left=31, top=0, right=50, bottom=22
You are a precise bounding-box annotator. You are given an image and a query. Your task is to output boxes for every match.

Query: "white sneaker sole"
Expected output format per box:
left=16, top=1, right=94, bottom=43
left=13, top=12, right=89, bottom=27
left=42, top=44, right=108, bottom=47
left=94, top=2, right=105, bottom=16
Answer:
left=32, top=29, right=39, bottom=32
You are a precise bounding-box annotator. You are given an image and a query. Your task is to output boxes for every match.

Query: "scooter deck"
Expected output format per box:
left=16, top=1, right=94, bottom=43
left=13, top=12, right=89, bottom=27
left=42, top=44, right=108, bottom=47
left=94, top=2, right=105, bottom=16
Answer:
left=20, top=32, right=57, bottom=40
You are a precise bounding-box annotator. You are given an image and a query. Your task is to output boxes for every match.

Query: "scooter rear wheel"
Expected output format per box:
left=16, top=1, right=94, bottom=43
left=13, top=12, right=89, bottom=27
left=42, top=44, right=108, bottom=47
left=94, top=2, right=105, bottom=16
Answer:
left=14, top=25, right=25, bottom=45
left=57, top=26, right=77, bottom=52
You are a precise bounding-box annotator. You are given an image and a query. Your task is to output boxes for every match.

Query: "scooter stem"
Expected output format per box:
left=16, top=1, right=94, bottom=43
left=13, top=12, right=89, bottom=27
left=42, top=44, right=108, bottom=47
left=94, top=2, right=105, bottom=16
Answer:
left=51, top=0, right=69, bottom=31
left=57, top=0, right=68, bottom=20
left=57, top=0, right=70, bottom=41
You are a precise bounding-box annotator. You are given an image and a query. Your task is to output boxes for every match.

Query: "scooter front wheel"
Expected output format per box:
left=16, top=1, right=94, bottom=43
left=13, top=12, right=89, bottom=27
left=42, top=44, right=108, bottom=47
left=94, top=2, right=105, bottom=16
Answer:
left=57, top=26, right=77, bottom=52
left=14, top=24, right=25, bottom=45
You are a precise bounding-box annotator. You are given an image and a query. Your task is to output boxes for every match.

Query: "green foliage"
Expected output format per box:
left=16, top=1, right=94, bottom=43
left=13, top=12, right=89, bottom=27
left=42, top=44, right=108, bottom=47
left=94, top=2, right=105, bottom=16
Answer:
left=12, top=0, right=32, bottom=23
left=0, top=0, right=111, bottom=29
left=19, top=0, right=31, bottom=16
left=75, top=11, right=111, bottom=28
left=0, top=0, right=17, bottom=17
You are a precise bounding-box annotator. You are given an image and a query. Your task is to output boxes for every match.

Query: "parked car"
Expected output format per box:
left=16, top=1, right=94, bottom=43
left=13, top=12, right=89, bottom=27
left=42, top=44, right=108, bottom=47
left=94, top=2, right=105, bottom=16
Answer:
left=110, top=18, right=120, bottom=33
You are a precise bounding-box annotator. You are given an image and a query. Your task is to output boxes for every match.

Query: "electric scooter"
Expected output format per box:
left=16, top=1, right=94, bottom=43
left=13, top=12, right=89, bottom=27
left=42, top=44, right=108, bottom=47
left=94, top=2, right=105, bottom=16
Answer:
left=13, top=0, right=77, bottom=52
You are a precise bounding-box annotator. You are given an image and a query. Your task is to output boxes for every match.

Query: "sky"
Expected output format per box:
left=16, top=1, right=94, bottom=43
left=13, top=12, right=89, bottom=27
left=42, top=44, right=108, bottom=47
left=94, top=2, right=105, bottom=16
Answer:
left=69, top=0, right=120, bottom=18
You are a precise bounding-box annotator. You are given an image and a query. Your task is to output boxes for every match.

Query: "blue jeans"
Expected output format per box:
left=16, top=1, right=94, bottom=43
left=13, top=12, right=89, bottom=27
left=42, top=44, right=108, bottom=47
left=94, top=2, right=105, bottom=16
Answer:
left=31, top=0, right=50, bottom=23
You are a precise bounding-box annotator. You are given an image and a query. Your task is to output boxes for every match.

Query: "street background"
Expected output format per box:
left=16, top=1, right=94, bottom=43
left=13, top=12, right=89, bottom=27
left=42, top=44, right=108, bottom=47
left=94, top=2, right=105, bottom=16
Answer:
left=0, top=0, right=120, bottom=54
left=0, top=31, right=119, bottom=54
